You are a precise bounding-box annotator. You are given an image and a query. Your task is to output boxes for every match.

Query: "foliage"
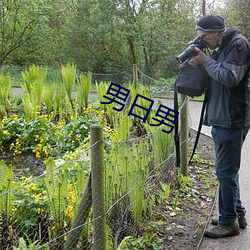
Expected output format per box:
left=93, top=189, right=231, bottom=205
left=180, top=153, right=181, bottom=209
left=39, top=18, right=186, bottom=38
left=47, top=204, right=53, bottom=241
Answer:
left=76, top=71, right=92, bottom=110
left=0, top=108, right=101, bottom=158
left=0, top=161, right=15, bottom=222
left=21, top=65, right=47, bottom=118
left=0, top=0, right=52, bottom=65
left=61, top=63, right=76, bottom=101
left=0, top=61, right=181, bottom=248
left=13, top=235, right=46, bottom=250
left=0, top=146, right=91, bottom=248
left=0, top=0, right=240, bottom=79
left=117, top=233, right=163, bottom=250
left=0, top=73, right=12, bottom=116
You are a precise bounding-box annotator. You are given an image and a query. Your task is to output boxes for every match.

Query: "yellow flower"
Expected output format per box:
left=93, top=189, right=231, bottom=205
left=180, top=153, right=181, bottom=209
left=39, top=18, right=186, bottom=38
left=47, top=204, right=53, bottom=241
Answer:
left=3, top=130, right=9, bottom=135
left=36, top=152, right=41, bottom=159
left=65, top=205, right=74, bottom=218
left=43, top=147, right=49, bottom=157
left=12, top=207, right=17, bottom=212
left=32, top=193, right=42, bottom=201
left=71, top=195, right=76, bottom=204
left=26, top=183, right=37, bottom=191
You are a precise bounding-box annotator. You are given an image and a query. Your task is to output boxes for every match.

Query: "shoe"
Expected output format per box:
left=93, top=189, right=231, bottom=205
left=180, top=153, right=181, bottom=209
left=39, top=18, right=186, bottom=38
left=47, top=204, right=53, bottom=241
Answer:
left=211, top=214, right=247, bottom=229
left=204, top=222, right=240, bottom=238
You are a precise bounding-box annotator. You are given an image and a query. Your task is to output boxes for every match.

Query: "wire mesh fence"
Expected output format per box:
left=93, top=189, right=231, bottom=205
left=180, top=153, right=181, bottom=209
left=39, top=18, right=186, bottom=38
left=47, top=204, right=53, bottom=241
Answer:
left=0, top=64, right=190, bottom=249
left=0, top=123, right=178, bottom=249
left=3, top=64, right=175, bottom=98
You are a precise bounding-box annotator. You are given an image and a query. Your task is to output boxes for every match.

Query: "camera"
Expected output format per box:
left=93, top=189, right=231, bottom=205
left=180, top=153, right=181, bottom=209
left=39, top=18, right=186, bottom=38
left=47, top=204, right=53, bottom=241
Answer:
left=176, top=36, right=208, bottom=64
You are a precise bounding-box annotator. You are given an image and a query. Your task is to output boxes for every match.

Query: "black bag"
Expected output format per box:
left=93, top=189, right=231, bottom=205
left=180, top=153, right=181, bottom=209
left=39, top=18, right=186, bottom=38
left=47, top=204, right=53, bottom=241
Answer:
left=175, top=58, right=209, bottom=97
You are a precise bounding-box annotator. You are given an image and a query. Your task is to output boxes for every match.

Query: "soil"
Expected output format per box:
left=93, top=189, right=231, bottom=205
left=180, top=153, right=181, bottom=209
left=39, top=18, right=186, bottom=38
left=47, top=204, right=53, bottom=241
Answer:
left=0, top=152, right=45, bottom=180
left=158, top=130, right=217, bottom=250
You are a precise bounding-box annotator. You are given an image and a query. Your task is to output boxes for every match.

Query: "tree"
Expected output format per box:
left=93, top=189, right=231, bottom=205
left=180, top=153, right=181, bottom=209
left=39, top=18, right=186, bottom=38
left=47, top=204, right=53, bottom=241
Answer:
left=0, top=0, right=49, bottom=65
left=220, top=0, right=250, bottom=39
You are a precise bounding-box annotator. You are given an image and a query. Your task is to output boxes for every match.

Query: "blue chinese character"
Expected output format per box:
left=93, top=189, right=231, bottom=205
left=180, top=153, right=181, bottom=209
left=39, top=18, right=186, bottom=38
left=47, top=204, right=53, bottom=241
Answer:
left=150, top=104, right=179, bottom=133
left=101, top=82, right=130, bottom=112
left=128, top=94, right=154, bottom=123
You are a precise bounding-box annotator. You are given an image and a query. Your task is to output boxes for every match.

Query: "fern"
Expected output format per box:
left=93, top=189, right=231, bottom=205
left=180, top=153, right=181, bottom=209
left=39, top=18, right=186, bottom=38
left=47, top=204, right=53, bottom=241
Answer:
left=76, top=71, right=92, bottom=111
left=43, top=159, right=68, bottom=228
left=0, top=160, right=14, bottom=221
left=21, top=65, right=47, bottom=118
left=60, top=62, right=76, bottom=101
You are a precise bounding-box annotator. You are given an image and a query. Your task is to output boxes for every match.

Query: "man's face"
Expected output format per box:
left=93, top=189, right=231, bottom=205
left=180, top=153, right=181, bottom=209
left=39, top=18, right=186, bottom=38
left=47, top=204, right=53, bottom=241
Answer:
left=196, top=30, right=222, bottom=49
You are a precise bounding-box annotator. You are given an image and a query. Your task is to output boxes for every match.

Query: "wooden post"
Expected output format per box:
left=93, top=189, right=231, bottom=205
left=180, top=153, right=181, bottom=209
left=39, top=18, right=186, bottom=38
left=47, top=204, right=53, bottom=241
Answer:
left=180, top=94, right=188, bottom=176
left=91, top=124, right=106, bottom=250
left=133, top=64, right=138, bottom=86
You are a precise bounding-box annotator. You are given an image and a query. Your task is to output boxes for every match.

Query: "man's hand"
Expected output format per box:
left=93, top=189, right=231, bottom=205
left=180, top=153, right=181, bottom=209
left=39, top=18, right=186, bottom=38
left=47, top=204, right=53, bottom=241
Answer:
left=192, top=47, right=207, bottom=64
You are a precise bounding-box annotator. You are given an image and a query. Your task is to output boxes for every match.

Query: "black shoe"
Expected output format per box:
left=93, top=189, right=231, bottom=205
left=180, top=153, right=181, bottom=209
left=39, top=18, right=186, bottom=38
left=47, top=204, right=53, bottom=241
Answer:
left=204, top=222, right=240, bottom=238
left=211, top=214, right=247, bottom=229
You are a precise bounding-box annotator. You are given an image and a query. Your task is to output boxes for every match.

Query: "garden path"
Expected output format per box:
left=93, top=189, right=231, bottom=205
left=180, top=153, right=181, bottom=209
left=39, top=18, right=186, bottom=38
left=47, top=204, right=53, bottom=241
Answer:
left=156, top=97, right=250, bottom=250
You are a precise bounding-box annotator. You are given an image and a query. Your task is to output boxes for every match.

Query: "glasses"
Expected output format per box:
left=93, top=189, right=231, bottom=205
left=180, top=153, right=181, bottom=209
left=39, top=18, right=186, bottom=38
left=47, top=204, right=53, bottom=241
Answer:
left=198, top=32, right=214, bottom=40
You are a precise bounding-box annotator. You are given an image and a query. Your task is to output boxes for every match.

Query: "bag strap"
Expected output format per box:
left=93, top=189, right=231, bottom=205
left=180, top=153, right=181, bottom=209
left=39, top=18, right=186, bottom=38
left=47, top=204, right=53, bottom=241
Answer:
left=188, top=90, right=208, bottom=164
left=174, top=79, right=180, bottom=168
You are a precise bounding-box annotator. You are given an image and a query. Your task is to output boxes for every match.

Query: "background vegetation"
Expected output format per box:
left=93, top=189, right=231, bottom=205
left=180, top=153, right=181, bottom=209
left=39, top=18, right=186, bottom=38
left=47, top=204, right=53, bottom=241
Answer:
left=0, top=0, right=249, bottom=81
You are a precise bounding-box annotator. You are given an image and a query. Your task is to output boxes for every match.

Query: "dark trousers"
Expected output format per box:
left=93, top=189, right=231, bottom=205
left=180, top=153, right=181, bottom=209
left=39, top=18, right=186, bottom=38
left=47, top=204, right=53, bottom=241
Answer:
left=211, top=126, right=249, bottom=225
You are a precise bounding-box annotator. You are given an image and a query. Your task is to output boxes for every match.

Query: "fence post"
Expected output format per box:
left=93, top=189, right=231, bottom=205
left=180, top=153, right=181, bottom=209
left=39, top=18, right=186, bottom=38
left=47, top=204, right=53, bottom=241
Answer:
left=91, top=124, right=106, bottom=250
left=180, top=94, right=189, bottom=176
left=133, top=64, right=138, bottom=86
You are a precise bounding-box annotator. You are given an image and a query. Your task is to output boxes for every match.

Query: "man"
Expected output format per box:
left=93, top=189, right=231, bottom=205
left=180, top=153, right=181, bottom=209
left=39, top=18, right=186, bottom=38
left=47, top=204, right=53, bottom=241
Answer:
left=192, top=15, right=250, bottom=238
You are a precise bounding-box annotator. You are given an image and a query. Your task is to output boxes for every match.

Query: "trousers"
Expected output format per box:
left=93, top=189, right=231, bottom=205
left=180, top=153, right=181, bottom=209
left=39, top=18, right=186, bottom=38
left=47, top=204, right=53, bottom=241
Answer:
left=211, top=126, right=249, bottom=225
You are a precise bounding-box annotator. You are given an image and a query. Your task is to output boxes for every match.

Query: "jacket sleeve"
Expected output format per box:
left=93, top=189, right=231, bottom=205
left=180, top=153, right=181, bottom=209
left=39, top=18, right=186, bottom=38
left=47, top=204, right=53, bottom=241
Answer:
left=203, top=37, right=250, bottom=88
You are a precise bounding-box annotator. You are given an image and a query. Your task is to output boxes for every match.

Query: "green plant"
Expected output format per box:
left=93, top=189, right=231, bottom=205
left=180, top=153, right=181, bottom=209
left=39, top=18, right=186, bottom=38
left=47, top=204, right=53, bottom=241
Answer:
left=43, top=159, right=69, bottom=224
left=60, top=62, right=76, bottom=102
left=43, top=84, right=56, bottom=114
left=158, top=182, right=171, bottom=203
left=13, top=233, right=49, bottom=250
left=21, top=65, right=47, bottom=118
left=0, top=106, right=103, bottom=158
left=76, top=72, right=92, bottom=110
left=0, top=73, right=12, bottom=116
left=12, top=176, right=49, bottom=241
left=0, top=161, right=15, bottom=222
left=149, top=126, right=175, bottom=164
left=105, top=135, right=155, bottom=237
left=129, top=83, right=154, bottom=124
left=96, top=81, right=118, bottom=127
left=172, top=190, right=180, bottom=210
left=117, top=233, right=163, bottom=250
left=178, top=172, right=194, bottom=191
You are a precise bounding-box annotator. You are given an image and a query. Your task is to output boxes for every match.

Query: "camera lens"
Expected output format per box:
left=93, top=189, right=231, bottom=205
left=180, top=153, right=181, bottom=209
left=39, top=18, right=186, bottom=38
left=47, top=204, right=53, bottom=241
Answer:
left=176, top=45, right=198, bottom=63
left=176, top=36, right=208, bottom=63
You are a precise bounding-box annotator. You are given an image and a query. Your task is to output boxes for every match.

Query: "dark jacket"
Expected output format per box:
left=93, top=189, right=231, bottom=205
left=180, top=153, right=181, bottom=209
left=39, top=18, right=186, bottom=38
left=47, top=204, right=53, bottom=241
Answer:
left=203, top=26, right=250, bottom=128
